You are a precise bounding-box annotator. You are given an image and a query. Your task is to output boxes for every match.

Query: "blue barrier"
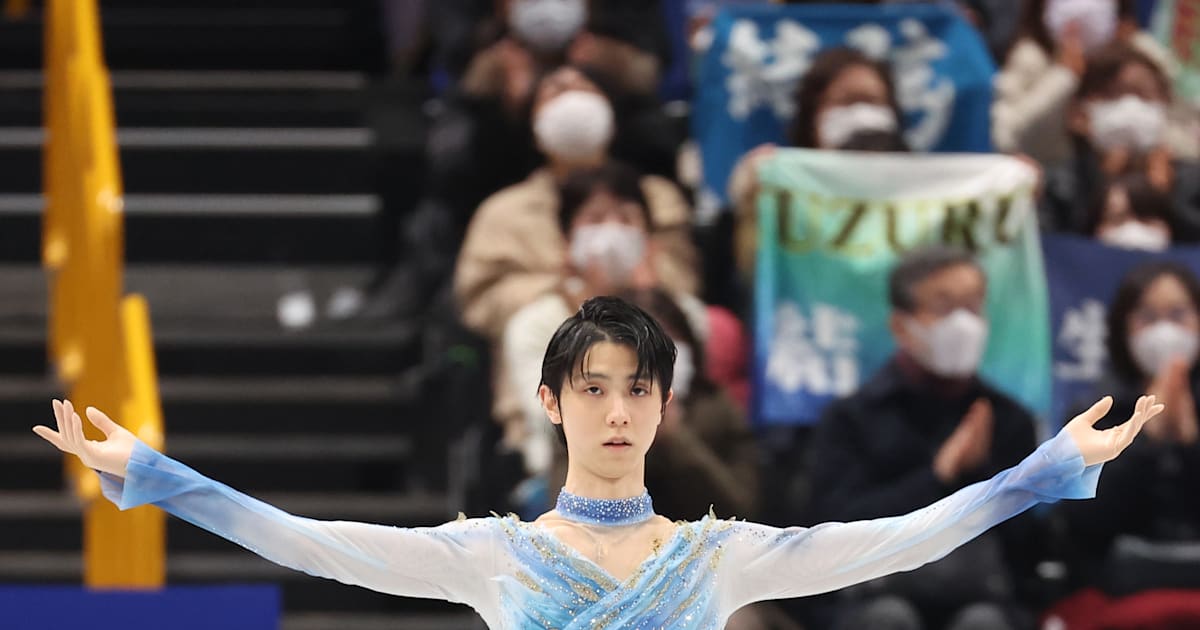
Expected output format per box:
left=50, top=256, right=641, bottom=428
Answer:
left=0, top=585, right=280, bottom=630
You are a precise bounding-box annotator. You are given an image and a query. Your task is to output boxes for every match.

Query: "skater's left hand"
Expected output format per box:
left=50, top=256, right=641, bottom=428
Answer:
left=1063, top=394, right=1165, bottom=466
left=32, top=399, right=135, bottom=478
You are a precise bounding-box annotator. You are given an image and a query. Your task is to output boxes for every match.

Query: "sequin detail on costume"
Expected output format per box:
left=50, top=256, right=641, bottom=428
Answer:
left=555, top=488, right=655, bottom=526
left=495, top=515, right=735, bottom=629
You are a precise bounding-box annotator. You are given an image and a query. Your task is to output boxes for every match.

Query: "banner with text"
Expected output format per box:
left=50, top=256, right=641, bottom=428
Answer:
left=1044, top=233, right=1200, bottom=427
left=693, top=3, right=995, bottom=209
left=754, top=150, right=1049, bottom=426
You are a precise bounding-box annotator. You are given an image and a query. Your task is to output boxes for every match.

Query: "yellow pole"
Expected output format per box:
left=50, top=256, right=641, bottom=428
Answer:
left=40, top=0, right=167, bottom=589
left=83, top=296, right=165, bottom=588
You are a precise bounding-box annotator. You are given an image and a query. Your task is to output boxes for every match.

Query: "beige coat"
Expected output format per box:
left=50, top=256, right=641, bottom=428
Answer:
left=992, top=34, right=1195, bottom=166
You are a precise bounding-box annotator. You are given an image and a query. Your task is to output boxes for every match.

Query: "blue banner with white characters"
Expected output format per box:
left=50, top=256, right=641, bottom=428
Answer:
left=692, top=3, right=995, bottom=208
left=1044, top=234, right=1200, bottom=428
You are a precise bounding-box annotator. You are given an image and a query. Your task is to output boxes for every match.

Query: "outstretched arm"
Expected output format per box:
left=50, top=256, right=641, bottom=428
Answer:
left=33, top=400, right=497, bottom=605
left=718, top=395, right=1163, bottom=609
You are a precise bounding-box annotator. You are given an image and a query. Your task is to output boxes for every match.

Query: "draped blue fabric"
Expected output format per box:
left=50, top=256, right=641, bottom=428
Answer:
left=99, top=430, right=1100, bottom=628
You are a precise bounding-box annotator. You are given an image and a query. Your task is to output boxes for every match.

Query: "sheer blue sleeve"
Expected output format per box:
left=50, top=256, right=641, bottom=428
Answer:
left=719, top=430, right=1101, bottom=609
left=98, top=440, right=499, bottom=609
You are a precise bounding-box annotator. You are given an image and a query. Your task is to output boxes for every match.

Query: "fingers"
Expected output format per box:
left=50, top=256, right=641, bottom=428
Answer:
left=63, top=399, right=82, bottom=450
left=85, top=407, right=119, bottom=437
left=32, top=425, right=68, bottom=452
left=1077, top=396, right=1114, bottom=428
left=54, top=399, right=80, bottom=452
left=1117, top=396, right=1165, bottom=450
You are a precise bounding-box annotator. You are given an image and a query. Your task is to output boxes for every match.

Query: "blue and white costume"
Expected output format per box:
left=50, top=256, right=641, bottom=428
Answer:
left=99, top=431, right=1100, bottom=629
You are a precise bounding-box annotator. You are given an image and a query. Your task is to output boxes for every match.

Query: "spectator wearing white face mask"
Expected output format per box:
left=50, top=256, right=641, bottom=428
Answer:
left=498, top=162, right=709, bottom=478
left=1054, top=262, right=1200, bottom=626
left=459, top=0, right=587, bottom=110
left=807, top=247, right=1040, bottom=630
left=1092, top=171, right=1175, bottom=252
left=727, top=47, right=908, bottom=280
left=454, top=66, right=698, bottom=344
left=991, top=0, right=1193, bottom=167
left=1041, top=43, right=1200, bottom=238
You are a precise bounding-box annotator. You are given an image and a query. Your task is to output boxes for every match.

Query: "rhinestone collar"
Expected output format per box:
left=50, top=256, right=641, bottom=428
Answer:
left=555, top=488, right=655, bottom=526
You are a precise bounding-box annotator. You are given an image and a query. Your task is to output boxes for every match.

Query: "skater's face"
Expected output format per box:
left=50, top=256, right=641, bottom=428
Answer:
left=540, top=341, right=670, bottom=479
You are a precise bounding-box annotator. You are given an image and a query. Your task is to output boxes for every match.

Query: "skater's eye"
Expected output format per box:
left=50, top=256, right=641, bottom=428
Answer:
left=585, top=386, right=603, bottom=396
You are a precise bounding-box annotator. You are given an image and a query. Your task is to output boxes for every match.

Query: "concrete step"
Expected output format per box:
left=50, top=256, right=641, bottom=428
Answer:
left=0, top=127, right=376, bottom=194
left=0, top=71, right=368, bottom=128
left=1, top=429, right=423, bottom=494
left=0, top=264, right=386, bottom=326
left=0, top=7, right=383, bottom=72
left=0, top=194, right=382, bottom=264
left=0, top=488, right=455, bottom=551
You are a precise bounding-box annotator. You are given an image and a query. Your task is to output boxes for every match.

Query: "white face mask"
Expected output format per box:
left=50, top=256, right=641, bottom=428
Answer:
left=906, top=309, right=989, bottom=378
left=569, top=222, right=646, bottom=284
left=1099, top=221, right=1170, bottom=252
left=534, top=91, right=614, bottom=162
left=818, top=103, right=898, bottom=150
left=672, top=342, right=695, bottom=400
left=1044, top=0, right=1117, bottom=52
left=1131, top=320, right=1200, bottom=376
left=508, top=0, right=586, bottom=53
left=1088, top=95, right=1167, bottom=153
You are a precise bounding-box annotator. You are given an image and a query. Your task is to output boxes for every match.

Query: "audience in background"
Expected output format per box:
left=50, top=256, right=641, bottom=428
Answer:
left=1051, top=261, right=1200, bottom=627
left=727, top=47, right=909, bottom=279
left=403, top=2, right=1200, bottom=626
left=807, top=248, right=1039, bottom=630
left=1040, top=43, right=1200, bottom=242
left=454, top=66, right=698, bottom=344
left=1092, top=171, right=1175, bottom=251
left=991, top=0, right=1176, bottom=166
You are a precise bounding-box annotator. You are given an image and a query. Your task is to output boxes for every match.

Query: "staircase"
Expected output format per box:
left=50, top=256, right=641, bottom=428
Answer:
left=0, top=4, right=484, bottom=629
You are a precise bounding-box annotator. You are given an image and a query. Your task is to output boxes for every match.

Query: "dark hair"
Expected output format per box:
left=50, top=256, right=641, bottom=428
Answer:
left=1007, top=0, right=1135, bottom=60
left=557, top=161, right=651, bottom=236
left=1106, top=261, right=1200, bottom=381
left=1087, top=170, right=1174, bottom=235
left=1075, top=42, right=1170, bottom=102
left=617, top=287, right=714, bottom=397
left=540, top=295, right=676, bottom=446
left=888, top=246, right=984, bottom=312
left=788, top=47, right=905, bottom=150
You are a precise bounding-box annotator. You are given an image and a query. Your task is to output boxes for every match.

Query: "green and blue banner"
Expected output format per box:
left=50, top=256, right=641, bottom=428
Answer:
left=753, top=150, right=1049, bottom=426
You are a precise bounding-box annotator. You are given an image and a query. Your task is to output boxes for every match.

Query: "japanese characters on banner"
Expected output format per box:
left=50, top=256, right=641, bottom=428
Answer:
left=754, top=150, right=1049, bottom=426
left=1044, top=234, right=1200, bottom=428
left=692, top=3, right=994, bottom=211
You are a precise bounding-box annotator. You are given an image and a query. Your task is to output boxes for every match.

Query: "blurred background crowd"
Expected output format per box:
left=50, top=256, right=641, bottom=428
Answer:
left=2, top=0, right=1200, bottom=629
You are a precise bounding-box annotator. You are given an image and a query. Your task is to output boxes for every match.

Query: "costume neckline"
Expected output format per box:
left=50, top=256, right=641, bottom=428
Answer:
left=555, top=488, right=655, bottom=527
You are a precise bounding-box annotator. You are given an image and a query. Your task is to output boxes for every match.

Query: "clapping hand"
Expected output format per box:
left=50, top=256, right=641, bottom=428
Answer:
left=1063, top=395, right=1165, bottom=466
left=32, top=399, right=134, bottom=478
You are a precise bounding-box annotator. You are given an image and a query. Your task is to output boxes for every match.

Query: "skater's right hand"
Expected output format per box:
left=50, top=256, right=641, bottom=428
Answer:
left=33, top=399, right=135, bottom=478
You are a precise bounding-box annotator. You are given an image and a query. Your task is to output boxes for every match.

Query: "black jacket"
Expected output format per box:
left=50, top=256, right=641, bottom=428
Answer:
left=809, top=356, right=1038, bottom=524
